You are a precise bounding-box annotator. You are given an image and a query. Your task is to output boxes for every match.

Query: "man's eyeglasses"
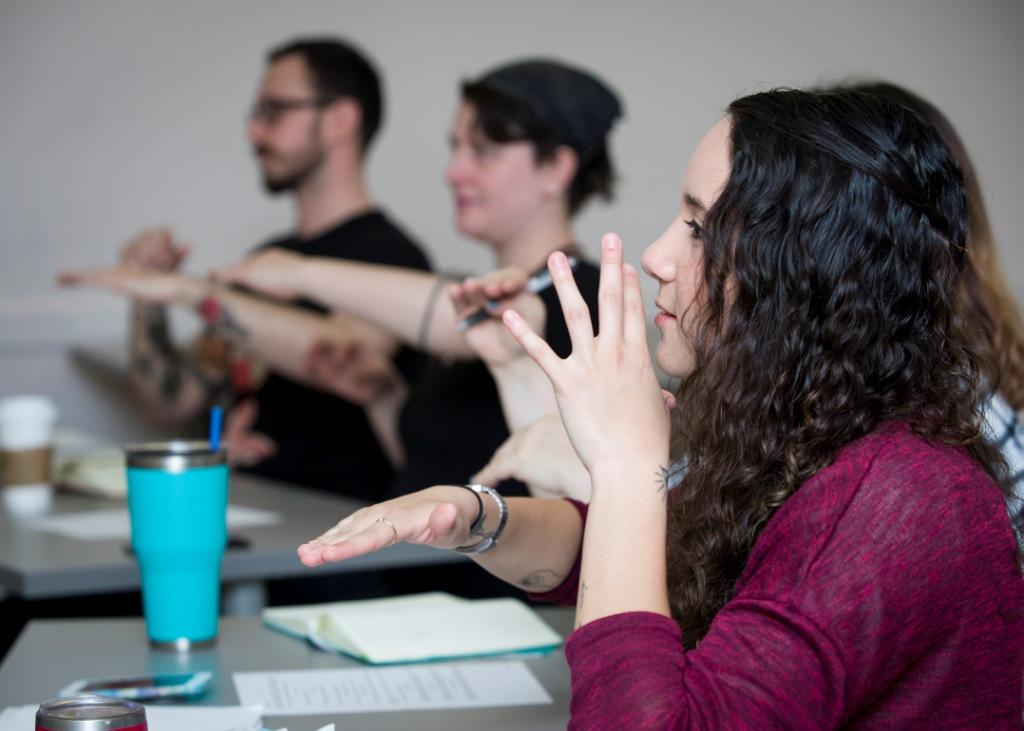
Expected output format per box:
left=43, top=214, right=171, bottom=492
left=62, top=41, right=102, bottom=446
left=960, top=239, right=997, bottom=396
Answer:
left=249, top=97, right=338, bottom=125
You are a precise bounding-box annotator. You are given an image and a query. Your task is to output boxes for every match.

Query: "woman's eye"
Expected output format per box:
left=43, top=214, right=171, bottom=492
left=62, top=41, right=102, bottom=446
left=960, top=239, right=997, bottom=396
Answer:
left=473, top=144, right=494, bottom=159
left=684, top=218, right=704, bottom=240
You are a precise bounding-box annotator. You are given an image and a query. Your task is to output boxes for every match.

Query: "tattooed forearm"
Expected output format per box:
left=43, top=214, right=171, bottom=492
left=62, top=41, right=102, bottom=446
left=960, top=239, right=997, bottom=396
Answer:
left=197, top=296, right=249, bottom=343
left=135, top=305, right=187, bottom=401
left=655, top=465, right=669, bottom=502
left=142, top=305, right=176, bottom=358
left=132, top=304, right=226, bottom=406
left=517, top=569, right=564, bottom=592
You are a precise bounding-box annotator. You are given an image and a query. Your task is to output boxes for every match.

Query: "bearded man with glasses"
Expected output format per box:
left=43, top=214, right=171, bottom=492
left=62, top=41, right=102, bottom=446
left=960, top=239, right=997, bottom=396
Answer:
left=61, top=38, right=431, bottom=500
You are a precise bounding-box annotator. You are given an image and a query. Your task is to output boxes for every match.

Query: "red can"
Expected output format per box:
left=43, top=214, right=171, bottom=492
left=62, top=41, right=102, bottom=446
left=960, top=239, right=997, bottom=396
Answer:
left=36, top=695, right=147, bottom=731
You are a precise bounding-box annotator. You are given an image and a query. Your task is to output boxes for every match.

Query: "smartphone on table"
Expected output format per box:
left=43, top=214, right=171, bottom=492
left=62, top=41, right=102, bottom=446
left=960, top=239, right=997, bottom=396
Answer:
left=60, top=671, right=213, bottom=701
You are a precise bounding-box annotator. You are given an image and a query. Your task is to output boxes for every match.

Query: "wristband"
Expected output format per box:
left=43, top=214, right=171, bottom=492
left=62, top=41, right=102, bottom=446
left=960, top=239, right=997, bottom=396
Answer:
left=453, top=484, right=508, bottom=555
left=454, top=483, right=486, bottom=537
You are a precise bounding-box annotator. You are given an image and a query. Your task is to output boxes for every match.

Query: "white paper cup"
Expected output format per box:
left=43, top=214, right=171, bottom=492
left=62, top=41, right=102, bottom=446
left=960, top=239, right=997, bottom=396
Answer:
left=0, top=395, right=58, bottom=450
left=0, top=395, right=58, bottom=517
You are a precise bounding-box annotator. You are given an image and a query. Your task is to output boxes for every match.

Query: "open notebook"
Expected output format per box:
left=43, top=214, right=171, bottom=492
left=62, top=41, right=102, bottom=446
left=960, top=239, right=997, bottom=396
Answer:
left=262, top=592, right=563, bottom=665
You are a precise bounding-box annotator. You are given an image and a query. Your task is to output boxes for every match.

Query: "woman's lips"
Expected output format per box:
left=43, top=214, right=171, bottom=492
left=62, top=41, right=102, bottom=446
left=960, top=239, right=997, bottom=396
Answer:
left=654, top=311, right=677, bottom=327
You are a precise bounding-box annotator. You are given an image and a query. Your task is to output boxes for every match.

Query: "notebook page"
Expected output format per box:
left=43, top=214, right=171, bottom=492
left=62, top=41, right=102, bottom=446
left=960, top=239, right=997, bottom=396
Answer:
left=326, top=598, right=562, bottom=664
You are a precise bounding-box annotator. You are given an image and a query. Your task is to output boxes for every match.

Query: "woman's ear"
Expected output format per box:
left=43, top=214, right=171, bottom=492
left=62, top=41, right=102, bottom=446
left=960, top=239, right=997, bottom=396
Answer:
left=541, top=146, right=579, bottom=199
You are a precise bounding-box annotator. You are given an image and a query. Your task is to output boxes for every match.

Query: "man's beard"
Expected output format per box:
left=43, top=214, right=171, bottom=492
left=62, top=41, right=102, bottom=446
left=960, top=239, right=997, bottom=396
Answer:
left=256, top=143, right=325, bottom=194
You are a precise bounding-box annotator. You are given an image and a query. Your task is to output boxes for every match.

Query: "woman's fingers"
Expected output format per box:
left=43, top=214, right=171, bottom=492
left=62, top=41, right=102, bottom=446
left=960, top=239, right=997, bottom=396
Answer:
left=298, top=513, right=381, bottom=566
left=297, top=498, right=468, bottom=567
left=503, top=309, right=563, bottom=384
left=451, top=270, right=530, bottom=322
left=546, top=251, right=594, bottom=353
left=622, top=263, right=649, bottom=346
left=597, top=234, right=624, bottom=342
left=319, top=519, right=398, bottom=563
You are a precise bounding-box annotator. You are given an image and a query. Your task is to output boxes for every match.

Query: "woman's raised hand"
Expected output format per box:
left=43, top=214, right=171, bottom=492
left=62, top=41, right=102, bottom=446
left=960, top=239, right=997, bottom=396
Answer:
left=296, top=487, right=477, bottom=567
left=502, top=234, right=670, bottom=477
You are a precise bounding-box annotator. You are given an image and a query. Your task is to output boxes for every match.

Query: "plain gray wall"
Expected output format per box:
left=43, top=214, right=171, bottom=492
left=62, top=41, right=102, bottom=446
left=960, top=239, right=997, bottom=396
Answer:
left=1, top=0, right=1021, bottom=440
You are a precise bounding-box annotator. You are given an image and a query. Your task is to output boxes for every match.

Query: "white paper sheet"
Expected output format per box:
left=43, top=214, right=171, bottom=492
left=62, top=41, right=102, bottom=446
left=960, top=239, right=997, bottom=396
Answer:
left=233, top=660, right=551, bottom=715
left=28, top=505, right=280, bottom=541
left=0, top=704, right=263, bottom=731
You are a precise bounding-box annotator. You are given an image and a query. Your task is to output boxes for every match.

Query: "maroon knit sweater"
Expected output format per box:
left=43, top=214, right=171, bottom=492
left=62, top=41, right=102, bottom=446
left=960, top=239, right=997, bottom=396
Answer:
left=532, top=423, right=1024, bottom=729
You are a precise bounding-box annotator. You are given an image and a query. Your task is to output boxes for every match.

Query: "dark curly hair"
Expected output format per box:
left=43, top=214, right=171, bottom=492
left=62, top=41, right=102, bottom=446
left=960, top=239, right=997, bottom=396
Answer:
left=666, top=89, right=1009, bottom=648
left=835, top=81, right=1024, bottom=411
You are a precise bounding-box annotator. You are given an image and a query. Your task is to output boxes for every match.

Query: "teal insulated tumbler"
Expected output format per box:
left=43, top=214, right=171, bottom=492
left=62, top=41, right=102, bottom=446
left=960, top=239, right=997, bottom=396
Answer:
left=125, top=441, right=228, bottom=649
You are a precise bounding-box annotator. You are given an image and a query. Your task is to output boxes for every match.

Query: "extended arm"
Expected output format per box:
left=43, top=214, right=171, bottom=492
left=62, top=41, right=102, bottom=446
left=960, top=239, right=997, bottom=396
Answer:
left=297, top=486, right=583, bottom=594
left=211, top=251, right=478, bottom=358
left=59, top=268, right=401, bottom=405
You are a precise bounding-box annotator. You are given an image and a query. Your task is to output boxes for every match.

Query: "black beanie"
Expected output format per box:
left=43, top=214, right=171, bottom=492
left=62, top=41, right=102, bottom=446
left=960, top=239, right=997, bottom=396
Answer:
left=468, top=58, right=622, bottom=165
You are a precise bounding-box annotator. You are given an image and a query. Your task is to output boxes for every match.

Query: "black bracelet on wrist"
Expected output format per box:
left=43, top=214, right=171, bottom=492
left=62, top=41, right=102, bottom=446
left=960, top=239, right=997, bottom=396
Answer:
left=455, top=484, right=486, bottom=536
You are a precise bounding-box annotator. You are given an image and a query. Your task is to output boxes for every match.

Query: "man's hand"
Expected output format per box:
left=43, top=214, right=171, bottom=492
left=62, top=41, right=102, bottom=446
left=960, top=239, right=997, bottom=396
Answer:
left=303, top=336, right=400, bottom=404
left=120, top=227, right=190, bottom=272
left=210, top=249, right=306, bottom=300
left=223, top=398, right=277, bottom=467
left=58, top=267, right=207, bottom=307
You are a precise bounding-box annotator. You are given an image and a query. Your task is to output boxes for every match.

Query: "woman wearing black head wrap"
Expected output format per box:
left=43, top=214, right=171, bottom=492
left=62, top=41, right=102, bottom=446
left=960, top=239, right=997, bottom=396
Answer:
left=214, top=59, right=623, bottom=498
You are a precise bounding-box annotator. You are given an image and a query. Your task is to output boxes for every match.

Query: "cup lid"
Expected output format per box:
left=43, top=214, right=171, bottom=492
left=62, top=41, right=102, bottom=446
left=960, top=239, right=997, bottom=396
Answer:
left=36, top=694, right=146, bottom=730
left=0, top=395, right=57, bottom=423
left=123, top=440, right=225, bottom=470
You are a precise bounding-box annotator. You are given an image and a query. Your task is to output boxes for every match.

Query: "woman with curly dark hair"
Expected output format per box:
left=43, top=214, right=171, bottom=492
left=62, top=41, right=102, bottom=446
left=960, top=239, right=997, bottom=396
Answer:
left=295, top=89, right=1023, bottom=727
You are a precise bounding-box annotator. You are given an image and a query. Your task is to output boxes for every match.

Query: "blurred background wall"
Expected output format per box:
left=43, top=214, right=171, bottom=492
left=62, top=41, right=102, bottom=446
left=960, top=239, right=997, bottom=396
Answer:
left=1, top=0, right=1021, bottom=441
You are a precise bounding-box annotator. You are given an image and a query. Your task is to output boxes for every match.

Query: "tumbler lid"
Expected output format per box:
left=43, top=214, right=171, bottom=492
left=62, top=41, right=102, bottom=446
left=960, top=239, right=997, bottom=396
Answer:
left=36, top=694, right=146, bottom=730
left=123, top=440, right=225, bottom=471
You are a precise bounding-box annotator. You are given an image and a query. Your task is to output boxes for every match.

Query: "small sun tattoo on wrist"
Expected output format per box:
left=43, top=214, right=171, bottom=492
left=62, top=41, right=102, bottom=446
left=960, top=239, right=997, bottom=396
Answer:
left=655, top=465, right=669, bottom=502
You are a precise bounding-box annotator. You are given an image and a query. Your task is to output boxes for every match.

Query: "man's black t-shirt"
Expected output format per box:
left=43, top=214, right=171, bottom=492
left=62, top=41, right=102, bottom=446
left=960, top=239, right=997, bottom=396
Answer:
left=243, top=210, right=431, bottom=501
left=393, top=259, right=600, bottom=497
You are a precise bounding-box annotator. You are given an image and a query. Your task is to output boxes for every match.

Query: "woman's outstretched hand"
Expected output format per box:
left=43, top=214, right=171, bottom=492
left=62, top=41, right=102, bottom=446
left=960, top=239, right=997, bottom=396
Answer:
left=297, top=487, right=477, bottom=567
left=502, top=234, right=670, bottom=478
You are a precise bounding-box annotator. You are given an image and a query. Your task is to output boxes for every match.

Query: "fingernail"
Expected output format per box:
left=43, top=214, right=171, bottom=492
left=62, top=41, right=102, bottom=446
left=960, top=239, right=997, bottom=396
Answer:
left=549, top=252, right=568, bottom=269
left=603, top=235, right=621, bottom=251
left=503, top=310, right=519, bottom=325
